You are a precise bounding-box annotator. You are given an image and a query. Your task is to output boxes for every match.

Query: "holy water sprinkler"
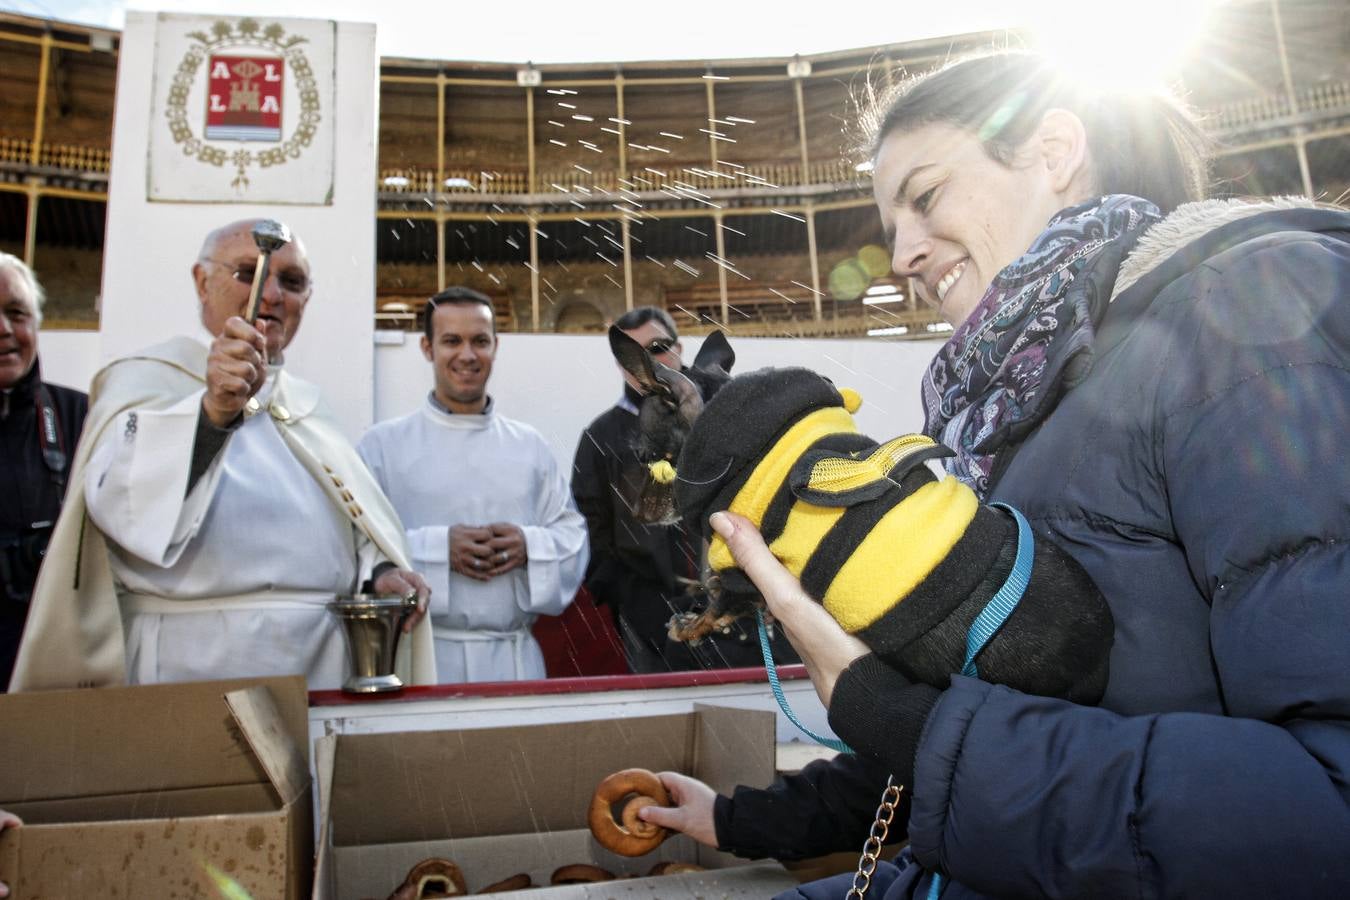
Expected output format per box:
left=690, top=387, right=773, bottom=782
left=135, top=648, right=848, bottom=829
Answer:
left=243, top=219, right=292, bottom=325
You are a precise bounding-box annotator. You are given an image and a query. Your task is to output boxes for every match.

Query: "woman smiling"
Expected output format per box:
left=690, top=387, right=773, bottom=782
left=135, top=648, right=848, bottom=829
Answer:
left=646, top=52, right=1350, bottom=900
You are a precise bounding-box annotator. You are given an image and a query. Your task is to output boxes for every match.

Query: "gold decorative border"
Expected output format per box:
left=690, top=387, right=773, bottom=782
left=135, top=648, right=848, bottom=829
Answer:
left=164, top=19, right=321, bottom=190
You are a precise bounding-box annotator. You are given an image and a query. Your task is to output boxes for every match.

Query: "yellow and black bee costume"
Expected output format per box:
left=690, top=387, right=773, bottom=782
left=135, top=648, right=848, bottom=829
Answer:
left=674, top=367, right=1113, bottom=704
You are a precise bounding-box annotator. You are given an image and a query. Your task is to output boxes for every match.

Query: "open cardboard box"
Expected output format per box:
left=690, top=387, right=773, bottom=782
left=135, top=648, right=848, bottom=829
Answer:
left=0, top=676, right=312, bottom=899
left=314, top=704, right=799, bottom=898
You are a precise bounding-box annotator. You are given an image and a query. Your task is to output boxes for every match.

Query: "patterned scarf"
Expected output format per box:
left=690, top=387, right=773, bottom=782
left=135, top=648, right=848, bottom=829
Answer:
left=921, top=194, right=1161, bottom=499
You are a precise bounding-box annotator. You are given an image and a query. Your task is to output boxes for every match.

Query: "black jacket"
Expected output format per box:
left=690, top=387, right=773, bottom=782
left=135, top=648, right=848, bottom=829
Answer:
left=571, top=396, right=700, bottom=632
left=1, top=359, right=87, bottom=690
left=714, top=751, right=901, bottom=861
left=788, top=204, right=1350, bottom=899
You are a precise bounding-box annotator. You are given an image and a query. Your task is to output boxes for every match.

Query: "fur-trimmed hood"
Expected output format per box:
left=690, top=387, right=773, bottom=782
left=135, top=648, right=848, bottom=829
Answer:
left=1111, top=196, right=1321, bottom=299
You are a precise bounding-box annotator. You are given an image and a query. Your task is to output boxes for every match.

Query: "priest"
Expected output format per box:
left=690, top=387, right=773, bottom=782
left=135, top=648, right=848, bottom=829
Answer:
left=10, top=219, right=435, bottom=691
left=358, top=287, right=587, bottom=683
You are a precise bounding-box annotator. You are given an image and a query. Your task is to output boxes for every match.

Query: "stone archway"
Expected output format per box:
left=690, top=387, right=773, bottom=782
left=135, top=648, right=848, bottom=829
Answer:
left=550, top=298, right=608, bottom=333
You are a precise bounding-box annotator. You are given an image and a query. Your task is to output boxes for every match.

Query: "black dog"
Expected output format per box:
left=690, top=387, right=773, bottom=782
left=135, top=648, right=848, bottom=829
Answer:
left=611, top=327, right=1113, bottom=704
left=608, top=325, right=734, bottom=525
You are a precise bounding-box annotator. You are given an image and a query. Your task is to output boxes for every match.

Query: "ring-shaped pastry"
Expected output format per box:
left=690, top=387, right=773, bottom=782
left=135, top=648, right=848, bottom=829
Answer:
left=550, top=864, right=615, bottom=884
left=647, top=861, right=706, bottom=877
left=587, top=768, right=671, bottom=857
left=386, top=858, right=467, bottom=900
left=477, top=873, right=533, bottom=893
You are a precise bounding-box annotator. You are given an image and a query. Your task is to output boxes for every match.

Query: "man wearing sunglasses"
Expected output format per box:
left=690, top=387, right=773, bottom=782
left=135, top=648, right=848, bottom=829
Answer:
left=572, top=307, right=769, bottom=673
left=11, top=219, right=435, bottom=692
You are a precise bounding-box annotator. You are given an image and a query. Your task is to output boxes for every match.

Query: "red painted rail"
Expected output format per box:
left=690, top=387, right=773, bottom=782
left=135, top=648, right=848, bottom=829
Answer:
left=309, top=664, right=808, bottom=706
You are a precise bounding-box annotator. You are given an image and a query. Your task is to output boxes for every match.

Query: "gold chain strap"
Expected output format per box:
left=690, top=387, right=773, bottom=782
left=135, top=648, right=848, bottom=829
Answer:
left=844, top=775, right=904, bottom=900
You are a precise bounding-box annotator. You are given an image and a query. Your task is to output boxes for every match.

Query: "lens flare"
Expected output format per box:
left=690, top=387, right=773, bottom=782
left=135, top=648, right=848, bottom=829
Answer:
left=1028, top=0, right=1216, bottom=91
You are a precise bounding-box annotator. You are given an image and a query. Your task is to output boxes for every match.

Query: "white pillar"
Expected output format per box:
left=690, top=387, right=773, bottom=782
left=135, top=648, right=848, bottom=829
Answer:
left=99, top=12, right=380, bottom=438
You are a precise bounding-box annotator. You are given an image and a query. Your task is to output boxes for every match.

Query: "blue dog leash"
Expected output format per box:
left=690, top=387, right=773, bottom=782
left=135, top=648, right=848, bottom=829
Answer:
left=756, top=502, right=1036, bottom=898
left=961, top=503, right=1034, bottom=678
left=756, top=607, right=853, bottom=753
left=925, top=503, right=1034, bottom=899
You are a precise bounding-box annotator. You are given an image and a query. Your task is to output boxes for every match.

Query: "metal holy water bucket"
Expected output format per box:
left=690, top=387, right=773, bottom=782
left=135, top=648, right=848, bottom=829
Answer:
left=329, top=593, right=418, bottom=693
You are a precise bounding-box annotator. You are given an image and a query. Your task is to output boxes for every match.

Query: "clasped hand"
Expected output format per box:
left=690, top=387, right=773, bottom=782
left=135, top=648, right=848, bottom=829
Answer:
left=450, top=522, right=527, bottom=581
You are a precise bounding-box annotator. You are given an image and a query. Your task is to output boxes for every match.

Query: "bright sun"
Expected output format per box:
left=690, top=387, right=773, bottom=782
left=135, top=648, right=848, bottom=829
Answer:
left=1025, top=0, right=1217, bottom=92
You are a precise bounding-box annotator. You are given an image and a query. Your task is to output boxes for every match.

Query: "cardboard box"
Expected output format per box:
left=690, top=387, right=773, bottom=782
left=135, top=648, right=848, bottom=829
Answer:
left=0, top=676, right=312, bottom=899
left=314, top=704, right=800, bottom=898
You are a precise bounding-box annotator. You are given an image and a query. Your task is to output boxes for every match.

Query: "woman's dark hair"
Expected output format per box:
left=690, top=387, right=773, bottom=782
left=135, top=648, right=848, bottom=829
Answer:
left=863, top=52, right=1211, bottom=214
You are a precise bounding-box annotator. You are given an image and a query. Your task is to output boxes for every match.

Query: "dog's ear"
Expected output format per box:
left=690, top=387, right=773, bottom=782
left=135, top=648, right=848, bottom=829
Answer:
left=610, top=325, right=665, bottom=395
left=694, top=329, right=735, bottom=376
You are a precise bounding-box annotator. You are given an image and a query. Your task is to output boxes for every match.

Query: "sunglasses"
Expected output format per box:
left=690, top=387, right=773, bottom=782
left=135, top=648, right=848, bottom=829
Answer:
left=208, top=259, right=311, bottom=295
left=645, top=338, right=676, bottom=355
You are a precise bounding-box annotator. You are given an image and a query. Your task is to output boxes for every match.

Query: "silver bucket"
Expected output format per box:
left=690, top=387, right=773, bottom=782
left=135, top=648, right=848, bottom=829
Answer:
left=329, top=593, right=418, bottom=693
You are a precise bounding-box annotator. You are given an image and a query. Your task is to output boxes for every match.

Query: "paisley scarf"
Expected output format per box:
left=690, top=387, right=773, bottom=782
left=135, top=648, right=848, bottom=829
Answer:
left=921, top=194, right=1161, bottom=499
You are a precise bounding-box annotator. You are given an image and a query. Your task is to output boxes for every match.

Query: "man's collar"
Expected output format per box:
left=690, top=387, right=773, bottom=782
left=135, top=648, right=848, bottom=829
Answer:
left=428, top=390, right=493, bottom=416
left=2, top=358, right=42, bottom=405
left=618, top=383, right=643, bottom=415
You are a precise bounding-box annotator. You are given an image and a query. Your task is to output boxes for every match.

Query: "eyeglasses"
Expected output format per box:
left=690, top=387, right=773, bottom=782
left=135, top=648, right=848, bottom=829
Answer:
left=204, top=258, right=311, bottom=295
left=645, top=338, right=676, bottom=355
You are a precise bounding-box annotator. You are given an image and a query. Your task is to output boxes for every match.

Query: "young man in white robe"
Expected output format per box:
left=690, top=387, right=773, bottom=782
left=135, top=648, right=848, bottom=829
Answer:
left=10, top=219, right=435, bottom=692
left=358, top=287, right=588, bottom=684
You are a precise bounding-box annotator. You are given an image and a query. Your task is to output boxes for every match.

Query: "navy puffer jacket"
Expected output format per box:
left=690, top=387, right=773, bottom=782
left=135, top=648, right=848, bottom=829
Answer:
left=784, top=203, right=1350, bottom=900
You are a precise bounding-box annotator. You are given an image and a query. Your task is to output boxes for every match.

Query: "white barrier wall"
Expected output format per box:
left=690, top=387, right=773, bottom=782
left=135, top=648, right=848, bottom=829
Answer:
left=37, top=331, right=102, bottom=399
left=43, top=330, right=943, bottom=469
left=372, top=331, right=942, bottom=472
left=98, top=12, right=379, bottom=437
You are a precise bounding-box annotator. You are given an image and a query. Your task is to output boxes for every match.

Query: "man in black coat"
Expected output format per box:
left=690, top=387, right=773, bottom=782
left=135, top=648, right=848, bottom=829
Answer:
left=0, top=253, right=87, bottom=691
left=571, top=307, right=784, bottom=672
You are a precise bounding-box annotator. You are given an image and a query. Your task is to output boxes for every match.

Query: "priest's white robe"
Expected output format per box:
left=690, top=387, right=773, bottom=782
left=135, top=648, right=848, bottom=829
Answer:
left=10, top=336, right=435, bottom=692
left=358, top=397, right=588, bottom=683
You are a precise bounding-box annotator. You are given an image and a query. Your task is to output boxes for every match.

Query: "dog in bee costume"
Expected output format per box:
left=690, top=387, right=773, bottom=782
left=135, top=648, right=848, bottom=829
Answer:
left=673, top=366, right=1113, bottom=704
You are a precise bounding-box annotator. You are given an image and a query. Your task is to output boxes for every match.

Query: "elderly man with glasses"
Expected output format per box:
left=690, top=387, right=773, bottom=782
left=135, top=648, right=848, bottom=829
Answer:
left=11, top=219, right=435, bottom=692
left=0, top=253, right=88, bottom=692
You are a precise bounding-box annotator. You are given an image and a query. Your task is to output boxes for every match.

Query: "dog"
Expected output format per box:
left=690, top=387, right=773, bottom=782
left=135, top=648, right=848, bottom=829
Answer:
left=608, top=325, right=734, bottom=526
left=611, top=326, right=1113, bottom=704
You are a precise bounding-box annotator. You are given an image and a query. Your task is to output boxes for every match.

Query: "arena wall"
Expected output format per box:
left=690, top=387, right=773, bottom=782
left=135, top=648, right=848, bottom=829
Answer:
left=41, top=330, right=940, bottom=471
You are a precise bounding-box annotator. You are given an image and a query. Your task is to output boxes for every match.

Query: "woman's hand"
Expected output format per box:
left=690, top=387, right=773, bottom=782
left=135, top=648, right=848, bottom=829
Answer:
left=710, top=511, right=868, bottom=707
left=637, top=772, right=719, bottom=848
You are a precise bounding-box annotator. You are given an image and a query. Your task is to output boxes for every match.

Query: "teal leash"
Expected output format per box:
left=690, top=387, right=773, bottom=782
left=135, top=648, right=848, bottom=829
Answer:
left=756, top=608, right=852, bottom=753
left=928, top=503, right=1036, bottom=900
left=960, top=503, right=1034, bottom=677
left=753, top=502, right=1038, bottom=900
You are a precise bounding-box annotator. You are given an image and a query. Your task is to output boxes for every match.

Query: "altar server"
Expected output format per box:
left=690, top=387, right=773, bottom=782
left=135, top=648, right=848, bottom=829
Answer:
left=358, top=287, right=587, bottom=683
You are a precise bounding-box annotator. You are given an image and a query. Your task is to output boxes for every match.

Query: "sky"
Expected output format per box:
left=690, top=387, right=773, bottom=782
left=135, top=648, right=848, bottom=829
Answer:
left=10, top=0, right=1032, bottom=64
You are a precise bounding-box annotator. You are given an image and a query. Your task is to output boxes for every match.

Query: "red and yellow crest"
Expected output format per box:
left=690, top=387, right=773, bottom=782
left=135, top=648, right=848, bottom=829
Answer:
left=164, top=18, right=321, bottom=190
left=205, top=55, right=284, bottom=142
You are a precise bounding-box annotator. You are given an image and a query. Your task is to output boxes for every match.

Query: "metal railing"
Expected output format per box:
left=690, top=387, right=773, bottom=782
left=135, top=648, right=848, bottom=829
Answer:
left=1208, top=79, right=1350, bottom=134
left=376, top=157, right=860, bottom=197
left=7, top=78, right=1348, bottom=198
left=0, top=135, right=111, bottom=173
